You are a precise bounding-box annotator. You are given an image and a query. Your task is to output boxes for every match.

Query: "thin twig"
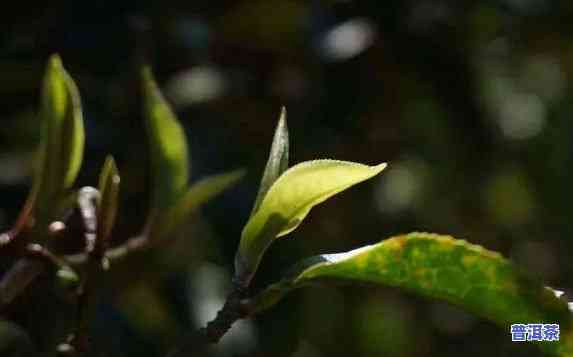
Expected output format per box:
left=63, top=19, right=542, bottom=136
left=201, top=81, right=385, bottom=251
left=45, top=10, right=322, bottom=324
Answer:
left=0, top=239, right=76, bottom=309
left=0, top=233, right=149, bottom=311
left=0, top=207, right=74, bottom=310
left=0, top=235, right=145, bottom=311
left=25, top=243, right=76, bottom=274
left=0, top=193, right=149, bottom=311
left=64, top=234, right=148, bottom=266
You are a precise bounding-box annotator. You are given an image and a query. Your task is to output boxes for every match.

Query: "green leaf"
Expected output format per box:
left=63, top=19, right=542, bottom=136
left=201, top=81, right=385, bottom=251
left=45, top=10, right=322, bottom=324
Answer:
left=97, top=156, right=120, bottom=245
left=141, top=67, right=189, bottom=210
left=148, top=169, right=245, bottom=240
left=235, top=160, right=386, bottom=286
left=174, top=169, right=245, bottom=221
left=35, top=54, right=85, bottom=222
left=248, top=233, right=573, bottom=356
left=251, top=107, right=289, bottom=215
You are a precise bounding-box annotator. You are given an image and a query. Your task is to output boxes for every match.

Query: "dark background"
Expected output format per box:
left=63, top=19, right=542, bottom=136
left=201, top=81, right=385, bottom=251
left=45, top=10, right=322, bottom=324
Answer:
left=1, top=1, right=573, bottom=356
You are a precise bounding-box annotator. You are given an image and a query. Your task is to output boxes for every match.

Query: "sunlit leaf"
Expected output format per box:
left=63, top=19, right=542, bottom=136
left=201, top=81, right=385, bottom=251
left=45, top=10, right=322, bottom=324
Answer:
left=235, top=160, right=386, bottom=286
left=251, top=107, right=288, bottom=215
left=142, top=67, right=189, bottom=210
left=97, top=156, right=120, bottom=245
left=248, top=233, right=573, bottom=356
left=34, top=54, right=85, bottom=222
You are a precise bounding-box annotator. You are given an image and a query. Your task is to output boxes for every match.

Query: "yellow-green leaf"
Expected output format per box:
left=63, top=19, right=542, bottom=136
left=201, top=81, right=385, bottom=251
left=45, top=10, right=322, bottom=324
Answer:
left=235, top=160, right=387, bottom=286
left=248, top=233, right=573, bottom=356
left=97, top=156, right=120, bottom=245
left=142, top=67, right=189, bottom=210
left=35, top=54, right=85, bottom=222
left=251, top=107, right=289, bottom=215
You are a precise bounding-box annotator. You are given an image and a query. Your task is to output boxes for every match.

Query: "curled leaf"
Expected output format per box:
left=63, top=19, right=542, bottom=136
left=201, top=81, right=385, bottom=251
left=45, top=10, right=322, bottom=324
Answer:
left=35, top=54, right=85, bottom=222
left=235, top=160, right=387, bottom=286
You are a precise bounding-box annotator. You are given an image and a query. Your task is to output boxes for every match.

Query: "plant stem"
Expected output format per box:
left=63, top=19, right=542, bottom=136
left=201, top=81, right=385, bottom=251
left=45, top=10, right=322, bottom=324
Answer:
left=167, top=284, right=248, bottom=357
left=202, top=287, right=247, bottom=343
left=65, top=234, right=148, bottom=265
left=68, top=187, right=102, bottom=355
left=0, top=234, right=151, bottom=311
left=0, top=242, right=75, bottom=310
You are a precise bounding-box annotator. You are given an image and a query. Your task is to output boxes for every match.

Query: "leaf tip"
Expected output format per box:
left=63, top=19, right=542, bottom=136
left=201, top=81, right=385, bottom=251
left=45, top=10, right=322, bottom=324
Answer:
left=141, top=65, right=152, bottom=80
left=103, top=156, right=120, bottom=184
left=141, top=66, right=159, bottom=94
left=47, top=54, right=63, bottom=71
left=279, top=105, right=287, bottom=122
left=373, top=162, right=388, bottom=173
left=277, top=106, right=288, bottom=135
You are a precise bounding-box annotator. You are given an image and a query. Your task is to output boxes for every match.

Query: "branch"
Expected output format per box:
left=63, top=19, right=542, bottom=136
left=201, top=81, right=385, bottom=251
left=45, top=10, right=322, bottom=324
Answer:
left=0, top=233, right=149, bottom=311
left=166, top=276, right=295, bottom=356
left=166, top=283, right=249, bottom=357
left=0, top=189, right=147, bottom=310
left=0, top=222, right=72, bottom=310
left=64, top=234, right=148, bottom=266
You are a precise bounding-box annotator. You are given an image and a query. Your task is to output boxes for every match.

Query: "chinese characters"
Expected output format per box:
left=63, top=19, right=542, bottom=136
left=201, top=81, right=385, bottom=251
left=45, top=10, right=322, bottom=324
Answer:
left=511, top=324, right=559, bottom=342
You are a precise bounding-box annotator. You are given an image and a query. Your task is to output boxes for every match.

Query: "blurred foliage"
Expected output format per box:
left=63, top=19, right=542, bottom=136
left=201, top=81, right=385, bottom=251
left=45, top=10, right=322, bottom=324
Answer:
left=2, top=1, right=573, bottom=356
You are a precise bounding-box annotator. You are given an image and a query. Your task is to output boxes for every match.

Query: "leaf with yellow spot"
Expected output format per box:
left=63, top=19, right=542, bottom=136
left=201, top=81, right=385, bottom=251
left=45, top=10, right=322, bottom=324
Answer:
left=248, top=233, right=573, bottom=356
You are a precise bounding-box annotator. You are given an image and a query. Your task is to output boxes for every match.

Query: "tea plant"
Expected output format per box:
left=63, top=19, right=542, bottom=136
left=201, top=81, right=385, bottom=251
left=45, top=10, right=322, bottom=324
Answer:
left=0, top=56, right=572, bottom=357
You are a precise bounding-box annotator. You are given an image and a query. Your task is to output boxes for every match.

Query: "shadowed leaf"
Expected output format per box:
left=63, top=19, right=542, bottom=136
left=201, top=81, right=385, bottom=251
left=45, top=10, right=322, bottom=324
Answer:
left=97, top=156, right=120, bottom=245
left=149, top=169, right=245, bottom=240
